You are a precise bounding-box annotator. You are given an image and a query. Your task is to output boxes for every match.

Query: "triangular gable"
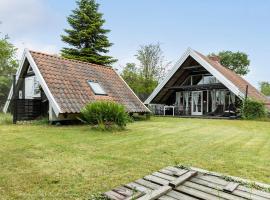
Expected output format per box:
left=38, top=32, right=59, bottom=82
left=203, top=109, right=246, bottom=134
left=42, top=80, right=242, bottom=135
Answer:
left=3, top=49, right=62, bottom=115
left=144, top=48, right=245, bottom=104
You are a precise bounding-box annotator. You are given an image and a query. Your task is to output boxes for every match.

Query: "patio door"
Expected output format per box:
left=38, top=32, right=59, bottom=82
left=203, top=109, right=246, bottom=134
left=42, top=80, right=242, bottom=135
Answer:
left=192, top=91, right=203, bottom=115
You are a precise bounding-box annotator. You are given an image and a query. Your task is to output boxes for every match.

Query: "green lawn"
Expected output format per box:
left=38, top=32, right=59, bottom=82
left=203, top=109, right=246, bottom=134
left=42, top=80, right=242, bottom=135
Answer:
left=0, top=116, right=270, bottom=199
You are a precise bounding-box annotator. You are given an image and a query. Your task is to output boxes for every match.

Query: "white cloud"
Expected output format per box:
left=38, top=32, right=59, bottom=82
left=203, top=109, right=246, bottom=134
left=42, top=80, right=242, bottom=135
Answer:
left=0, top=0, right=63, bottom=59
left=0, top=0, right=49, bottom=36
left=13, top=39, right=60, bottom=58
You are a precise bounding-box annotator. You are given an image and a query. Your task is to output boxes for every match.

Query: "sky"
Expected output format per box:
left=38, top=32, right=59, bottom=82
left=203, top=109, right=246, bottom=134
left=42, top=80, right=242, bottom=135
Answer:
left=0, top=0, right=270, bottom=88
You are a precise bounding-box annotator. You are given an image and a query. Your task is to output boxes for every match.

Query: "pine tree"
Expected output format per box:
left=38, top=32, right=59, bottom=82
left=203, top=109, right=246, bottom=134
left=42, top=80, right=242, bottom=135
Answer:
left=61, top=0, right=117, bottom=66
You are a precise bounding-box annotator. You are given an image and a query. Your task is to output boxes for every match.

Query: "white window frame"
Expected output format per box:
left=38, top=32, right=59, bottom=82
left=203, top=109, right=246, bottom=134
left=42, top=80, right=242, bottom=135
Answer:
left=88, top=81, right=107, bottom=95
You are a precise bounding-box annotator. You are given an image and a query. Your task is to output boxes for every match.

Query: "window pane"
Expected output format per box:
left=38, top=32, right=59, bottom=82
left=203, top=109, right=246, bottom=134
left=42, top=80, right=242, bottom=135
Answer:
left=88, top=81, right=107, bottom=95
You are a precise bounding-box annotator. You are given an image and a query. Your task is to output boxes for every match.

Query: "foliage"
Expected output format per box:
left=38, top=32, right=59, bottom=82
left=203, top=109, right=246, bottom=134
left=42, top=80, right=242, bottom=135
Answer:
left=259, top=81, right=270, bottom=96
left=136, top=43, right=170, bottom=81
left=81, top=101, right=130, bottom=130
left=0, top=112, right=12, bottom=125
left=241, top=99, right=267, bottom=119
left=209, top=51, right=250, bottom=75
left=0, top=36, right=18, bottom=110
left=121, top=43, right=170, bottom=101
left=131, top=113, right=150, bottom=121
left=61, top=0, right=117, bottom=65
left=121, top=62, right=158, bottom=101
left=31, top=117, right=49, bottom=125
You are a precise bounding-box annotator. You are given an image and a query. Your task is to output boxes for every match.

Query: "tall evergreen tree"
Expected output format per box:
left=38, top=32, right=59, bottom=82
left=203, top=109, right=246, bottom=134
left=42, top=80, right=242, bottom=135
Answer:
left=61, top=0, right=117, bottom=66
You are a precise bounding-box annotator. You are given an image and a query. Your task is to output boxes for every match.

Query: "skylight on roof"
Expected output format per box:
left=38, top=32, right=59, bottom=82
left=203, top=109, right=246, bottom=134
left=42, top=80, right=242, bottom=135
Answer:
left=88, top=81, right=107, bottom=95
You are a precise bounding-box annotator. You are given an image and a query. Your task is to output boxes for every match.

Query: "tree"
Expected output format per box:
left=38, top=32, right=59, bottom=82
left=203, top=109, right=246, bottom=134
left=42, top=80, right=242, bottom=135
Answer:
left=259, top=81, right=270, bottom=96
left=0, top=36, right=18, bottom=110
left=136, top=43, right=169, bottom=81
left=209, top=51, right=250, bottom=76
left=121, top=63, right=158, bottom=101
left=121, top=63, right=140, bottom=93
left=61, top=0, right=117, bottom=66
left=121, top=43, right=170, bottom=101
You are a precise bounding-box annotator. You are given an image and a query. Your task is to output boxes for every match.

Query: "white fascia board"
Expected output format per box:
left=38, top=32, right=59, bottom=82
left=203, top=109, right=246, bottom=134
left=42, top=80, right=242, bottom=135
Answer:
left=115, top=70, right=150, bottom=112
left=190, top=50, right=245, bottom=99
left=144, top=48, right=192, bottom=104
left=25, top=50, right=62, bottom=116
left=3, top=50, right=27, bottom=113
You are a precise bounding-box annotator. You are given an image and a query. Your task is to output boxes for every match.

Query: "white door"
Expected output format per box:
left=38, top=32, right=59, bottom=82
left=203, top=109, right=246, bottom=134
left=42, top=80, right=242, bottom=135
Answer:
left=192, top=91, right=203, bottom=115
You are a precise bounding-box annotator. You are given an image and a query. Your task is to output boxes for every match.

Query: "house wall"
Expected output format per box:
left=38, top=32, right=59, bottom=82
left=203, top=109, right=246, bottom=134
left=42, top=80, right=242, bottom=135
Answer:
left=12, top=63, right=50, bottom=122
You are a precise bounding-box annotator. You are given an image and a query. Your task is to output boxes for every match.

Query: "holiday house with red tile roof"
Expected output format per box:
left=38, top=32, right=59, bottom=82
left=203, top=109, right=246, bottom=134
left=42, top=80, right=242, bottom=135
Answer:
left=3, top=49, right=149, bottom=122
left=145, top=48, right=270, bottom=117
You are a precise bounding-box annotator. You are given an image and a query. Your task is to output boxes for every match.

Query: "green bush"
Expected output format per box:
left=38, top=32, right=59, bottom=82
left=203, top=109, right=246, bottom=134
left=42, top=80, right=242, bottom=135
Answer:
left=241, top=99, right=267, bottom=120
left=0, top=112, right=13, bottom=125
left=81, top=101, right=130, bottom=130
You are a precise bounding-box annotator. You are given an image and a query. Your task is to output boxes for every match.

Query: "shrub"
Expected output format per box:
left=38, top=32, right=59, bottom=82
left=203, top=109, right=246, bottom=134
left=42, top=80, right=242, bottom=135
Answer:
left=81, top=101, right=130, bottom=130
left=0, top=113, right=13, bottom=125
left=31, top=117, right=49, bottom=125
left=131, top=113, right=151, bottom=121
left=241, top=99, right=267, bottom=120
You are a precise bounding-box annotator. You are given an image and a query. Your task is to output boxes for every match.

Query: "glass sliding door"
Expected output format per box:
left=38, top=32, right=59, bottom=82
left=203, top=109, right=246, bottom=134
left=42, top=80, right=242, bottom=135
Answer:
left=191, top=91, right=203, bottom=115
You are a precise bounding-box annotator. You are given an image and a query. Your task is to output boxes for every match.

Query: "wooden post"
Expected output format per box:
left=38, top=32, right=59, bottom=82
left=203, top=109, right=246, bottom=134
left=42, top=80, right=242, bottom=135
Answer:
left=12, top=74, right=17, bottom=124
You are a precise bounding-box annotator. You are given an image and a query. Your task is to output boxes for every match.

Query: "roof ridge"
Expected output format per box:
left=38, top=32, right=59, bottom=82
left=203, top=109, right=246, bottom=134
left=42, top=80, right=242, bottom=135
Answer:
left=29, top=50, right=114, bottom=70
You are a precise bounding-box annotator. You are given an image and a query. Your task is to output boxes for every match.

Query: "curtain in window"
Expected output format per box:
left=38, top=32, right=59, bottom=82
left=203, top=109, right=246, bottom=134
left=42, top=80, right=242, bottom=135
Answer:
left=230, top=92, right=235, bottom=104
left=220, top=91, right=225, bottom=105
left=193, top=92, right=199, bottom=112
left=184, top=92, right=190, bottom=111
left=175, top=92, right=181, bottom=106
left=211, top=90, right=216, bottom=111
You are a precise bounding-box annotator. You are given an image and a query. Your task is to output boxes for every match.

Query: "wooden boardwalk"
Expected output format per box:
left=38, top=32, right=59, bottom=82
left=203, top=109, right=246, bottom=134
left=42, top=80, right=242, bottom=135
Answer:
left=104, top=166, right=270, bottom=200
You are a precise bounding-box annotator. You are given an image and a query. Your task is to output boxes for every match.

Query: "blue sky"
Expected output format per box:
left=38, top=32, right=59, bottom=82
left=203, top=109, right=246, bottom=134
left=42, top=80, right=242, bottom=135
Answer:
left=0, top=0, right=269, bottom=87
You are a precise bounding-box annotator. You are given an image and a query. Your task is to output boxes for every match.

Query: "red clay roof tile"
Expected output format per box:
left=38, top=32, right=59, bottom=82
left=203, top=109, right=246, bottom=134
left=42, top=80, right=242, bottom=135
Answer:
left=196, top=51, right=270, bottom=106
left=30, top=51, right=149, bottom=113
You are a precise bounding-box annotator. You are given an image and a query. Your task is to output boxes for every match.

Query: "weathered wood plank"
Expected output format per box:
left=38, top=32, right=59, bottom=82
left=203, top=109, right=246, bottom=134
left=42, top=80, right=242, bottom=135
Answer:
left=169, top=171, right=197, bottom=187
left=184, top=181, right=245, bottom=200
left=190, top=167, right=270, bottom=190
left=104, top=190, right=126, bottom=200
left=106, top=167, right=270, bottom=200
left=125, top=182, right=152, bottom=193
left=223, top=182, right=240, bottom=193
left=158, top=195, right=177, bottom=200
left=159, top=169, right=177, bottom=176
left=165, top=166, right=188, bottom=177
left=137, top=185, right=172, bottom=200
left=144, top=175, right=169, bottom=186
left=237, top=185, right=270, bottom=199
left=137, top=179, right=198, bottom=200
left=136, top=179, right=160, bottom=190
left=166, top=190, right=199, bottom=200
left=125, top=192, right=145, bottom=200
left=197, top=176, right=269, bottom=200
left=176, top=185, right=226, bottom=200
left=233, top=190, right=269, bottom=200
left=152, top=172, right=176, bottom=181
left=112, top=186, right=134, bottom=197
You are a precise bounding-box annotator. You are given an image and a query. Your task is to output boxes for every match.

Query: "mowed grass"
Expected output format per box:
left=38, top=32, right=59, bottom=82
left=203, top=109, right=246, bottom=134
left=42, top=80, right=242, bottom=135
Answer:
left=0, top=116, right=270, bottom=199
